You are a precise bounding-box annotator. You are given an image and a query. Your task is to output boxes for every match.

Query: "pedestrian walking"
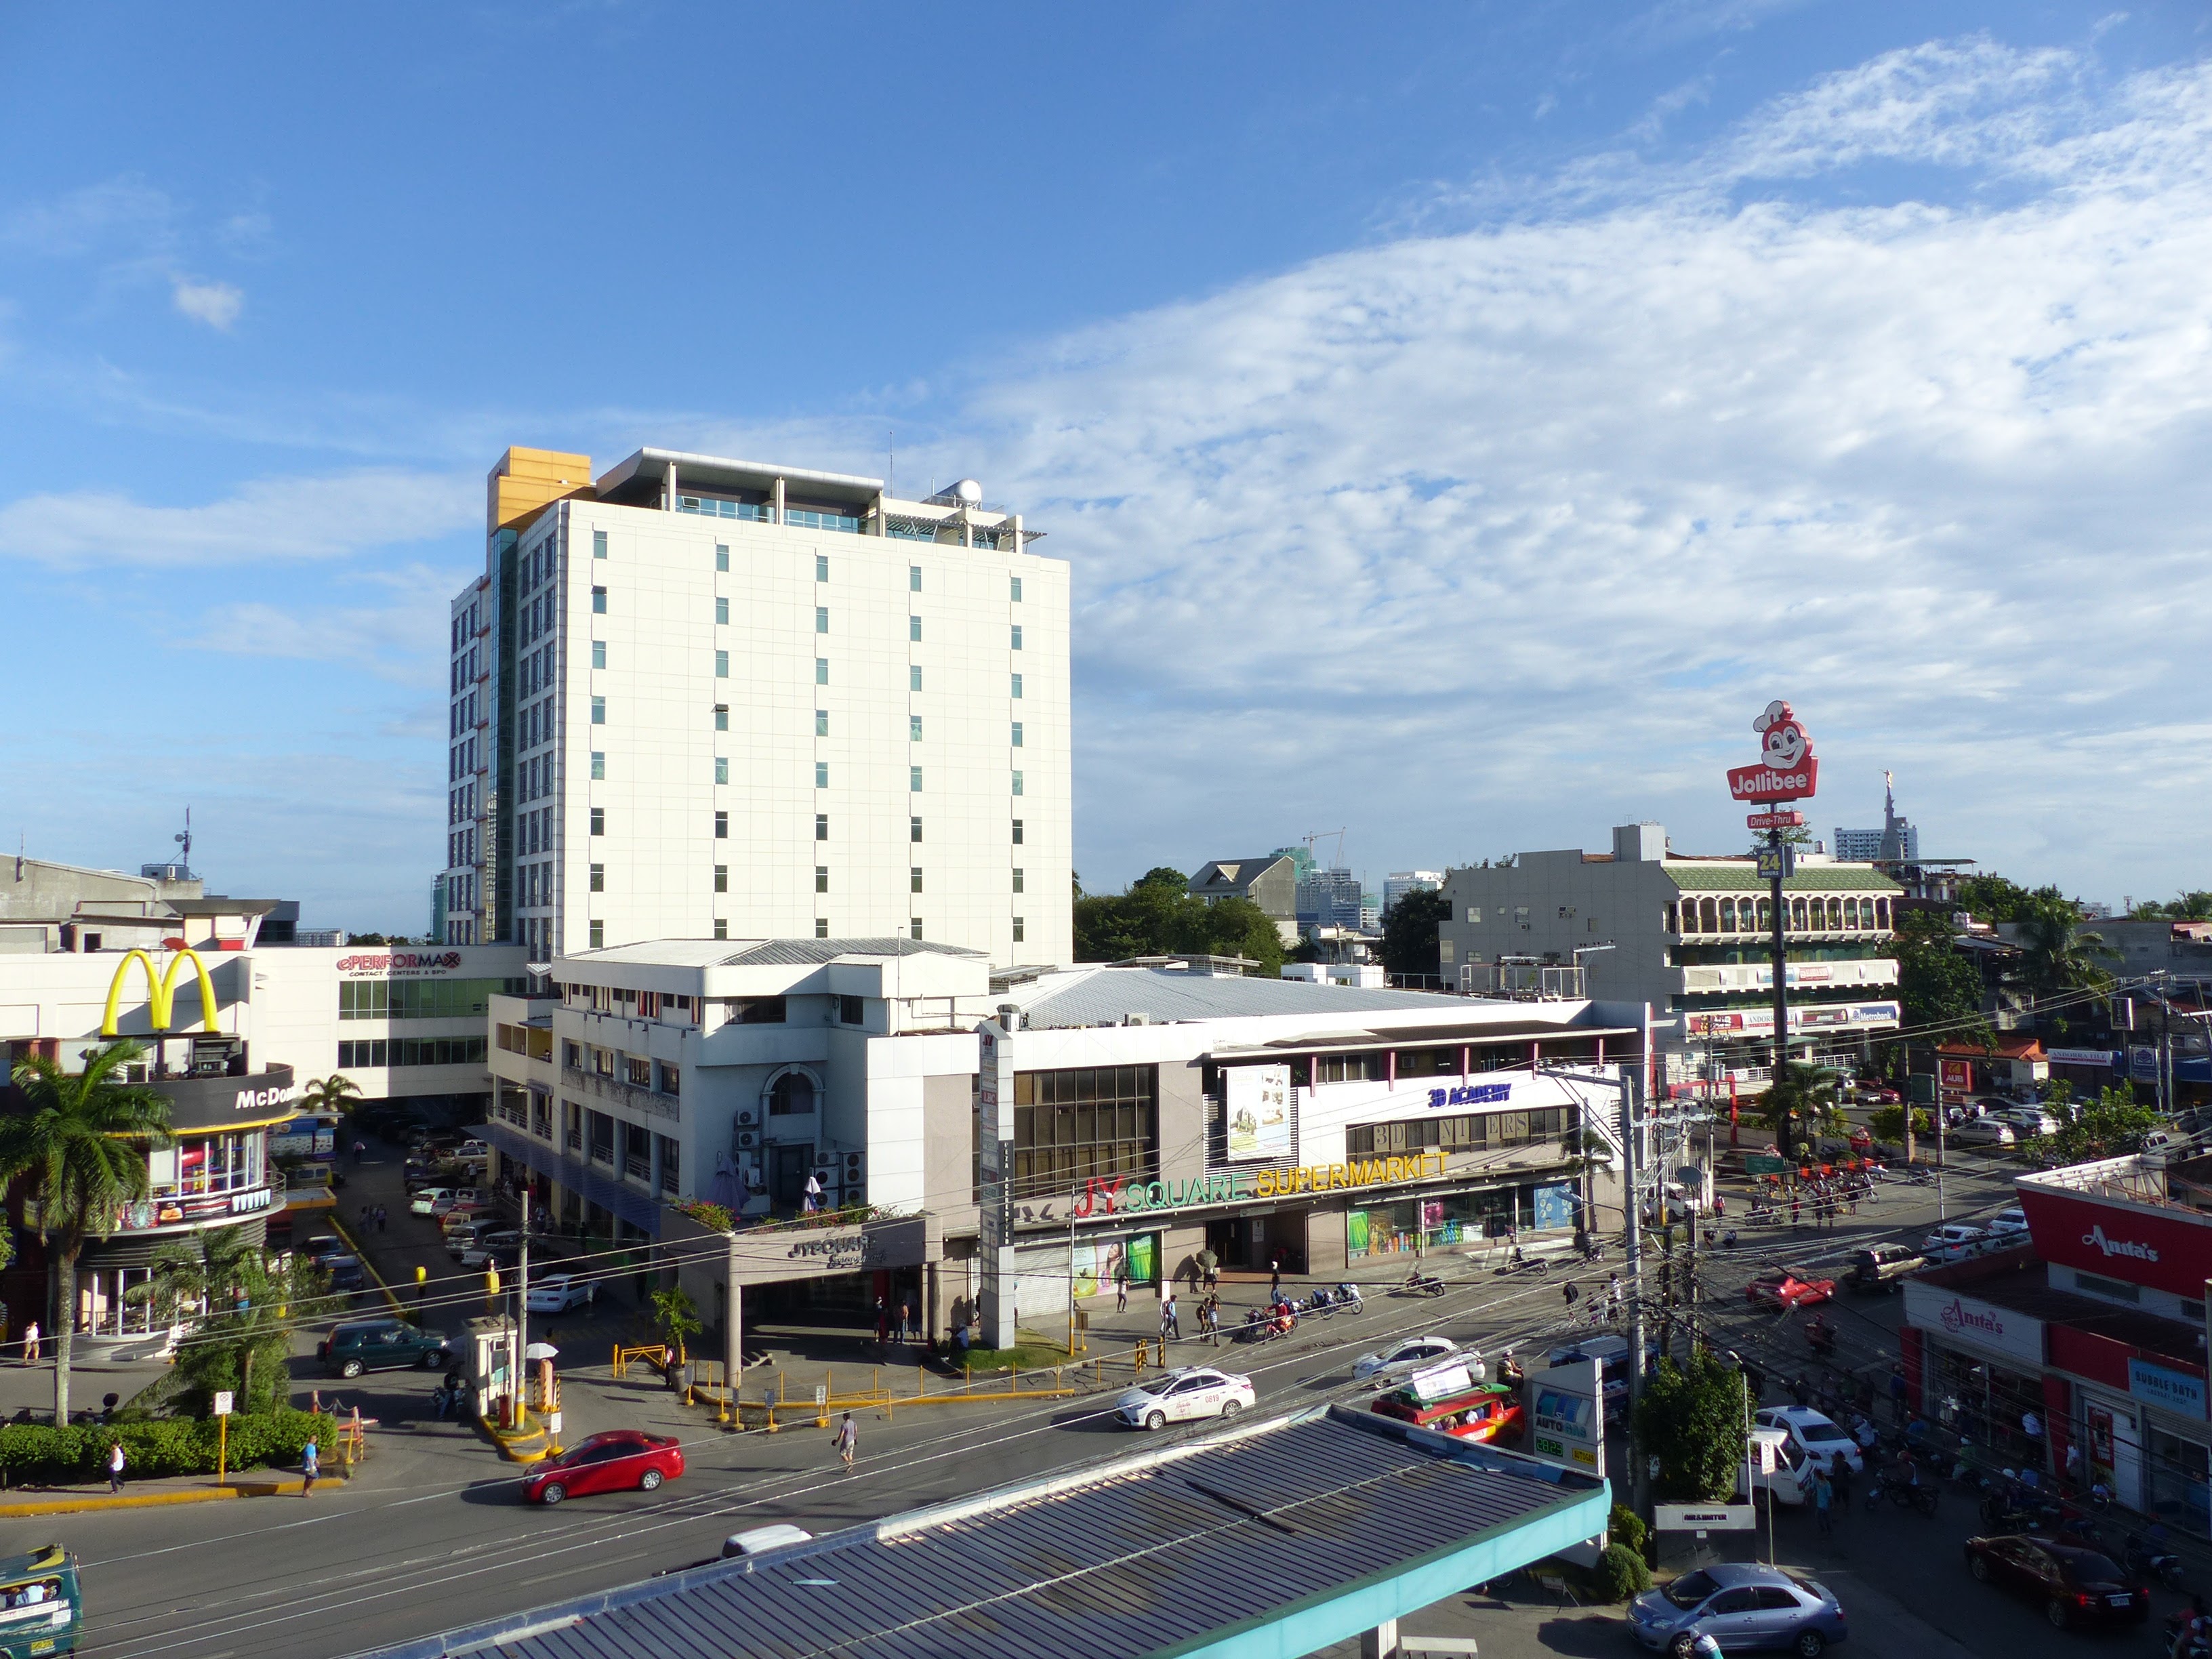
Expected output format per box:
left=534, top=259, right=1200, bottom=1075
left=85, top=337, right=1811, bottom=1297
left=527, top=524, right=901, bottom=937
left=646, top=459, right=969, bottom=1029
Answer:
left=897, top=1297, right=913, bottom=1345
left=375, top=1205, right=388, bottom=1233
left=301, top=1437, right=320, bottom=1496
left=1790, top=1196, right=1801, bottom=1228
left=1813, top=1468, right=1833, bottom=1536
left=1606, top=1272, right=1623, bottom=1317
left=352, top=1139, right=366, bottom=1166
left=20, top=1320, right=38, bottom=1365
left=1160, top=1294, right=1180, bottom=1343
left=1830, top=1454, right=1852, bottom=1511
left=1889, top=1361, right=1907, bottom=1424
left=834, top=1412, right=857, bottom=1470
left=1562, top=1281, right=1580, bottom=1311
left=1269, top=1255, right=1282, bottom=1301
left=1114, top=1263, right=1129, bottom=1313
left=874, top=1296, right=888, bottom=1347
left=106, top=1441, right=126, bottom=1494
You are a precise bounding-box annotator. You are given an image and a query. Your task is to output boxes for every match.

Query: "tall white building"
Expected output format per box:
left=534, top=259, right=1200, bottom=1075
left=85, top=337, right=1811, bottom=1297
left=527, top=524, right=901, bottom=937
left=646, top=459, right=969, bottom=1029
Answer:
left=1382, top=870, right=1444, bottom=915
left=443, top=447, right=1071, bottom=968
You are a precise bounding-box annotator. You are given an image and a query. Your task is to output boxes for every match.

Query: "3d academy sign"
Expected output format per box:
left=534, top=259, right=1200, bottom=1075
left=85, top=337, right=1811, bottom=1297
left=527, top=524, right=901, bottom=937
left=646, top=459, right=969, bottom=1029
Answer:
left=1074, top=1151, right=1450, bottom=1217
left=1728, top=701, right=1820, bottom=806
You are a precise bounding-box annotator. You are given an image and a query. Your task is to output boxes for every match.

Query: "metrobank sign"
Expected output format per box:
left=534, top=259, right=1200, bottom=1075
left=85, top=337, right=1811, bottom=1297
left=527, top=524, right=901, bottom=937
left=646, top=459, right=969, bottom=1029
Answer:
left=1074, top=1151, right=1449, bottom=1218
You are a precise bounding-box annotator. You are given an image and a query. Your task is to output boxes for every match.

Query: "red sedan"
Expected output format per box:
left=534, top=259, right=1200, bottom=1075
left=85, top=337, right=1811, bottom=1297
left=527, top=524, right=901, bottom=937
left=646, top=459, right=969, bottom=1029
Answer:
left=522, top=1431, right=685, bottom=1505
left=1746, top=1267, right=1835, bottom=1309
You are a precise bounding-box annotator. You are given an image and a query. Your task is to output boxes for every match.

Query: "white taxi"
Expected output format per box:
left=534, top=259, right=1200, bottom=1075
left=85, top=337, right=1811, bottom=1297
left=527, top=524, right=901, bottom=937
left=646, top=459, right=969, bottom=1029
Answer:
left=1352, top=1335, right=1460, bottom=1382
left=1114, top=1366, right=1256, bottom=1431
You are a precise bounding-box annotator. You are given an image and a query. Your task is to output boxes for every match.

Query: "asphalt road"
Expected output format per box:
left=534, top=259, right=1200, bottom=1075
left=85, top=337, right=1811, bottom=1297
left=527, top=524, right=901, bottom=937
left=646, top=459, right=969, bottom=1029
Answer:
left=52, top=1147, right=2081, bottom=1659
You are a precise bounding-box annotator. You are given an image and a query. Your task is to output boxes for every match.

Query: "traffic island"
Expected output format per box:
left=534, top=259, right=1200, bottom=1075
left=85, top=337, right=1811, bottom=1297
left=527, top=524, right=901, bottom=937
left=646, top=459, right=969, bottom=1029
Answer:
left=0, top=1470, right=344, bottom=1516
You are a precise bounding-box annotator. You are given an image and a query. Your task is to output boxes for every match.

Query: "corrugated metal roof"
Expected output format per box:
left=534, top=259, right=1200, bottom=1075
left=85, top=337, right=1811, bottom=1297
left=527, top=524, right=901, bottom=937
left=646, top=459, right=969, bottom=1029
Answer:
left=722, top=938, right=985, bottom=966
left=1668, top=865, right=1901, bottom=894
left=1014, top=968, right=1480, bottom=1028
left=353, top=1408, right=1605, bottom=1659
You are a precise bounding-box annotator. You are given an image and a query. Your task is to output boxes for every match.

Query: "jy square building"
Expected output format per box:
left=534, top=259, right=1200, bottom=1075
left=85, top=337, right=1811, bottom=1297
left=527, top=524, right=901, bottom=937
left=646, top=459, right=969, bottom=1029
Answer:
left=480, top=941, right=1647, bottom=1343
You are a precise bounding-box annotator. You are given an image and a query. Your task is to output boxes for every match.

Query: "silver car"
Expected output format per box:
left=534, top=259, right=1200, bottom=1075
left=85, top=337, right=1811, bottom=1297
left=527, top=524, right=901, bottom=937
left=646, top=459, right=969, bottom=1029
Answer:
left=1629, top=1562, right=1849, bottom=1657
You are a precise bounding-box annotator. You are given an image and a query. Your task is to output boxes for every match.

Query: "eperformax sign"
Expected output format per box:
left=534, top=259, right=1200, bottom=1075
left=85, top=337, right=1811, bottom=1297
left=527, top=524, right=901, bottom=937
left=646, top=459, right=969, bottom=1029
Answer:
left=336, top=950, right=464, bottom=978
left=2015, top=1185, right=2209, bottom=1300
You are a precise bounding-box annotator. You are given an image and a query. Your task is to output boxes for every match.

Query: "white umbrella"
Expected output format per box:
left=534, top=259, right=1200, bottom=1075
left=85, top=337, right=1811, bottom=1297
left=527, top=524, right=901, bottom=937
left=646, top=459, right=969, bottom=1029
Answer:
left=524, top=1342, right=560, bottom=1361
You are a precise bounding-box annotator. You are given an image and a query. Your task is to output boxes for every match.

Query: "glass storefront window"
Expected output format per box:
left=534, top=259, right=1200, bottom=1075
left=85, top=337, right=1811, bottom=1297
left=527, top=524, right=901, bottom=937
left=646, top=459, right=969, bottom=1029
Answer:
left=1349, top=1200, right=1419, bottom=1259
left=2148, top=1425, right=2210, bottom=1538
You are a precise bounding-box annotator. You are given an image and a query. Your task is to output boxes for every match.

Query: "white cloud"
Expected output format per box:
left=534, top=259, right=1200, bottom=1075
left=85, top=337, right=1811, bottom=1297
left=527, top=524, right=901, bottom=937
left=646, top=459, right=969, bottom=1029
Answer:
left=922, top=41, right=2212, bottom=896
left=0, top=470, right=477, bottom=568
left=171, top=278, right=243, bottom=330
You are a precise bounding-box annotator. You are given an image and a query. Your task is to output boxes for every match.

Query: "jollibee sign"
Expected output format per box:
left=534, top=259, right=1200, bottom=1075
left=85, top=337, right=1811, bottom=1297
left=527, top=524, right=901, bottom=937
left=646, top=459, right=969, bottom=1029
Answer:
left=2015, top=1185, right=2208, bottom=1299
left=1729, top=700, right=1820, bottom=805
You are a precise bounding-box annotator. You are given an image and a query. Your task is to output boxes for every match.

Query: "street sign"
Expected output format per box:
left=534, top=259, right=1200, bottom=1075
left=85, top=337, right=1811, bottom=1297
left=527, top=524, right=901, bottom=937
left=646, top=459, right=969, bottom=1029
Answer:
left=814, top=1384, right=827, bottom=1406
left=1744, top=1154, right=1790, bottom=1174
left=211, top=1391, right=233, bottom=1416
left=1745, top=810, right=1805, bottom=830
left=1755, top=844, right=1795, bottom=882
left=1655, top=1502, right=1755, bottom=1532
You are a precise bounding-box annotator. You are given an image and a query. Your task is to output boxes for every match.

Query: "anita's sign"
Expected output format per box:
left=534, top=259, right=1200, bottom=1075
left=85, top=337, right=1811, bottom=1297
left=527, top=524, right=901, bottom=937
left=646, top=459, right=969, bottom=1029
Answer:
left=101, top=949, right=218, bottom=1038
left=1728, top=701, right=1820, bottom=805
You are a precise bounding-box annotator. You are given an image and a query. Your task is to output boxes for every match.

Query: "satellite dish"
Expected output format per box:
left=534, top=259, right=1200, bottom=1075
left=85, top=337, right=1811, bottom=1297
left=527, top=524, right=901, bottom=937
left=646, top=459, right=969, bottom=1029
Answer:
left=953, top=478, right=982, bottom=506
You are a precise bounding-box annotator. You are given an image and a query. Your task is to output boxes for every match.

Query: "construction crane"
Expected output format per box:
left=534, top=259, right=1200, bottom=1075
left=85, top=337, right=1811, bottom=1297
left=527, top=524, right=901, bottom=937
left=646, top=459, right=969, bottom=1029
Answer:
left=1304, top=827, right=1347, bottom=869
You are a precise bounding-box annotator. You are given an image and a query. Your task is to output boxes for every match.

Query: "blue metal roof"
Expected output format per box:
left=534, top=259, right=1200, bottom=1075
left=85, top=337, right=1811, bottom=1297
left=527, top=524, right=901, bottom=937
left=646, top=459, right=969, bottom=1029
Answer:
left=352, top=1406, right=1608, bottom=1659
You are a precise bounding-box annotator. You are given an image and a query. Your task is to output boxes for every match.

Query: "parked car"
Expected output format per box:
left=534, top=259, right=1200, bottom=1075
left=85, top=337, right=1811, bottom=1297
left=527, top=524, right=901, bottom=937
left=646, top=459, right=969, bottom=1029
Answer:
left=459, top=1231, right=523, bottom=1269
left=1986, top=1206, right=2029, bottom=1236
left=1746, top=1268, right=1835, bottom=1310
left=1845, top=1244, right=1925, bottom=1293
left=409, top=1186, right=455, bottom=1216
left=1963, top=1534, right=2148, bottom=1629
left=1628, top=1562, right=1849, bottom=1656
left=1924, top=1223, right=1994, bottom=1263
left=1951, top=1118, right=2016, bottom=1148
left=1353, top=1336, right=1460, bottom=1382
left=1994, top=1107, right=2060, bottom=1139
left=431, top=1189, right=483, bottom=1218
left=317, top=1319, right=453, bottom=1378
left=522, top=1430, right=685, bottom=1506
left=321, top=1254, right=368, bottom=1292
left=1114, top=1366, right=1255, bottom=1429
left=300, top=1234, right=348, bottom=1265
left=1755, top=1406, right=1864, bottom=1473
left=527, top=1274, right=597, bottom=1313
left=454, top=1139, right=492, bottom=1162
left=444, top=1218, right=499, bottom=1254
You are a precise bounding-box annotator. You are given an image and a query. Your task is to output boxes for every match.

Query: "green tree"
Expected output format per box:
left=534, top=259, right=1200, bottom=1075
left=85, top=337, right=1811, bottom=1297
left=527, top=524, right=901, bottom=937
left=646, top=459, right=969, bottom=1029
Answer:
left=1380, top=888, right=1450, bottom=982
left=2025, top=1082, right=2157, bottom=1165
left=1167, top=895, right=1284, bottom=975
left=0, top=1042, right=174, bottom=1423
left=1635, top=1349, right=1753, bottom=1502
left=298, top=1074, right=363, bottom=1120
left=1957, top=874, right=2069, bottom=924
left=1755, top=1063, right=1845, bottom=1160
left=1893, top=909, right=1987, bottom=1038
left=1073, top=868, right=1284, bottom=974
left=649, top=1287, right=702, bottom=1364
left=2015, top=898, right=2116, bottom=1000
left=132, top=1228, right=336, bottom=1416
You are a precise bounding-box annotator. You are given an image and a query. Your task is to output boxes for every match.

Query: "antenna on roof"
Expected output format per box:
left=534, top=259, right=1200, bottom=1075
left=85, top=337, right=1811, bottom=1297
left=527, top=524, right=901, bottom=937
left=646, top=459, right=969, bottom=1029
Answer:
left=174, top=806, right=192, bottom=878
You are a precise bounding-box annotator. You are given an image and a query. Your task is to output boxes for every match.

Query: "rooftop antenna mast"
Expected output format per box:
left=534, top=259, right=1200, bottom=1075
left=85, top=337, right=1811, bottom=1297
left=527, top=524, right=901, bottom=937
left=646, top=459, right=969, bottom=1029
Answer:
left=175, top=806, right=192, bottom=877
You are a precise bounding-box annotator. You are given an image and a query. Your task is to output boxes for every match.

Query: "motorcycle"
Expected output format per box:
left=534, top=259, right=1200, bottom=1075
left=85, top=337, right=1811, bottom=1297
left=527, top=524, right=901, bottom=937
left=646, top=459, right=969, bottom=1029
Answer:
left=1865, top=1473, right=1941, bottom=1516
left=2126, top=1530, right=2188, bottom=1591
left=2164, top=1608, right=2211, bottom=1659
left=1400, top=1271, right=1449, bottom=1296
left=1239, top=1307, right=1296, bottom=1343
left=1491, top=1252, right=1547, bottom=1279
left=1980, top=1486, right=2100, bottom=1544
left=1803, top=1317, right=1838, bottom=1358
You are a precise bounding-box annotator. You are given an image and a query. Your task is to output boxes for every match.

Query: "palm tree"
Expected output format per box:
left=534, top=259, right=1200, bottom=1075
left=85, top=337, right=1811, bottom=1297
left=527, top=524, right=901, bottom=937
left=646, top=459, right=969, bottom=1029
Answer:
left=0, top=1041, right=173, bottom=1423
left=2015, top=899, right=2118, bottom=1001
left=298, top=1074, right=362, bottom=1118
left=1755, top=1063, right=1846, bottom=1161
left=133, top=1227, right=333, bottom=1416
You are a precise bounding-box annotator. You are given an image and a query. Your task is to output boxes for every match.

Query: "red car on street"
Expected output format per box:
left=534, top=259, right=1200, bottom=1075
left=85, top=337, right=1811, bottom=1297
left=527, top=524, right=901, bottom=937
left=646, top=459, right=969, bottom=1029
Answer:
left=521, top=1431, right=685, bottom=1505
left=1746, top=1267, right=1835, bottom=1309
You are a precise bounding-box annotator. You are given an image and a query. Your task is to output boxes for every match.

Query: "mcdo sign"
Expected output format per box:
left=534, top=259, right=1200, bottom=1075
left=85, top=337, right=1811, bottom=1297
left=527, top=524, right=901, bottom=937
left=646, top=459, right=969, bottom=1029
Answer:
left=1728, top=701, right=1821, bottom=805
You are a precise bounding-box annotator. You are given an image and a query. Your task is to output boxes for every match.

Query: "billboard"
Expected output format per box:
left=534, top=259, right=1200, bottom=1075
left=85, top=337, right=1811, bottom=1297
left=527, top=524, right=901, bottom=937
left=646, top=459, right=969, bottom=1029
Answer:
left=1225, top=1063, right=1294, bottom=1161
left=2013, top=1185, right=2212, bottom=1300
left=1727, top=701, right=1820, bottom=804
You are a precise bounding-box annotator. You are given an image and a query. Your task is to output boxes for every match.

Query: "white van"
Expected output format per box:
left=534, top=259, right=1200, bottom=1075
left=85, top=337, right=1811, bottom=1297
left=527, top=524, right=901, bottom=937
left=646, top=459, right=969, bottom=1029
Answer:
left=1737, top=1429, right=1815, bottom=1507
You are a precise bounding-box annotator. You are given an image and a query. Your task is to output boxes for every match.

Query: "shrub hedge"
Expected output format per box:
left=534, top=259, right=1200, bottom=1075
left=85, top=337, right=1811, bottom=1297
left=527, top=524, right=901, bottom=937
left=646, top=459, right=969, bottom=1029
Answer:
left=1595, top=1541, right=1654, bottom=1602
left=0, top=1410, right=332, bottom=1484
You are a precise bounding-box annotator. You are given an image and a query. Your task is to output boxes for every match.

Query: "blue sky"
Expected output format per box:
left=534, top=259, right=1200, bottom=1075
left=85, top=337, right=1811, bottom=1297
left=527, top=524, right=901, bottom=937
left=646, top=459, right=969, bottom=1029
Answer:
left=3, top=3, right=2209, bottom=929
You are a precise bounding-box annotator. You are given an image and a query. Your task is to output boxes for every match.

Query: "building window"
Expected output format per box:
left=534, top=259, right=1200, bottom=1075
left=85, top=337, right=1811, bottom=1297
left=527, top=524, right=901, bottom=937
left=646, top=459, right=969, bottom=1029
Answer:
left=1012, top=867, right=1025, bottom=893
left=715, top=649, right=729, bottom=678
left=817, top=865, right=830, bottom=893
left=714, top=704, right=728, bottom=731
left=589, top=920, right=605, bottom=948
left=815, top=554, right=829, bottom=582
left=714, top=918, right=727, bottom=939
left=909, top=918, right=923, bottom=940
left=816, top=606, right=830, bottom=633
left=815, top=813, right=829, bottom=840
left=815, top=918, right=829, bottom=939
left=815, top=710, right=830, bottom=737
left=909, top=615, right=922, bottom=642
left=910, top=715, right=923, bottom=741
left=1010, top=1064, right=1158, bottom=1200
left=1011, top=672, right=1023, bottom=698
left=1012, top=817, right=1024, bottom=844
left=815, top=657, right=828, bottom=684
left=715, top=543, right=729, bottom=571
left=1011, top=623, right=1023, bottom=650
left=910, top=867, right=924, bottom=893
left=590, top=807, right=605, bottom=836
left=909, top=565, right=922, bottom=591
left=592, top=586, right=607, bottom=614
left=714, top=811, right=729, bottom=838
left=714, top=864, right=727, bottom=893
left=1010, top=575, right=1023, bottom=601
left=839, top=994, right=865, bottom=1025
left=1011, top=770, right=1024, bottom=796
left=590, top=863, right=604, bottom=893
left=909, top=766, right=922, bottom=792
left=591, top=640, right=606, bottom=670
left=594, top=531, right=608, bottom=559
left=910, top=665, right=923, bottom=691
left=714, top=757, right=729, bottom=784
left=715, top=596, right=729, bottom=625
left=1011, top=722, right=1023, bottom=747
left=591, top=750, right=605, bottom=779
left=816, top=761, right=830, bottom=788
left=1013, top=916, right=1025, bottom=943
left=910, top=816, right=922, bottom=843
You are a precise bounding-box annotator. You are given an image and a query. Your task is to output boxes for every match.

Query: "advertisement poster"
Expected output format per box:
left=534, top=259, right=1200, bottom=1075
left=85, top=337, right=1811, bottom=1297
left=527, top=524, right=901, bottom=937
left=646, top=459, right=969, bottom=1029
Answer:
left=1533, top=1183, right=1577, bottom=1231
left=1940, top=1059, right=1971, bottom=1092
left=1347, top=1210, right=1370, bottom=1255
left=1070, top=1243, right=1099, bottom=1300
left=1226, top=1064, right=1294, bottom=1160
left=1126, top=1233, right=1158, bottom=1286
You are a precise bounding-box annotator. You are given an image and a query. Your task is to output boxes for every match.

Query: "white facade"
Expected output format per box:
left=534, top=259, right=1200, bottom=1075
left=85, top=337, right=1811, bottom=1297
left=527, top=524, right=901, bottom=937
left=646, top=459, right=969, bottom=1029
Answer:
left=445, top=447, right=1071, bottom=971
left=1382, top=870, right=1444, bottom=915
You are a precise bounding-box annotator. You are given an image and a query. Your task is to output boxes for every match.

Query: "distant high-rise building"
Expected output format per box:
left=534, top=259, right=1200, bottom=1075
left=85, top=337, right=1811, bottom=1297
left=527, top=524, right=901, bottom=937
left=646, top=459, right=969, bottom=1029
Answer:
left=1296, top=867, right=1364, bottom=930
left=1383, top=870, right=1445, bottom=915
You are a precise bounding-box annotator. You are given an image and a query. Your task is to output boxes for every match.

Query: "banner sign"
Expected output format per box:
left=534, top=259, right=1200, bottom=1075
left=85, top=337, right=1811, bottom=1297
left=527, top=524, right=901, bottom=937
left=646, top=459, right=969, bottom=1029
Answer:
left=1225, top=1064, right=1294, bottom=1161
left=2129, top=1358, right=2207, bottom=1420
left=1727, top=701, right=1820, bottom=803
left=1526, top=1358, right=1603, bottom=1476
left=2015, top=1185, right=2212, bottom=1300
left=1903, top=1280, right=2046, bottom=1367
left=1745, top=810, right=1805, bottom=831
left=1656, top=1502, right=1755, bottom=1532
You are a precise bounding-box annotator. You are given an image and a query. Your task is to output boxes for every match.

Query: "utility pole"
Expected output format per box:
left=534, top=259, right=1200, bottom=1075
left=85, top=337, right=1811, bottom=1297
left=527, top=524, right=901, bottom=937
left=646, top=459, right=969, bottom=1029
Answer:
left=1620, top=1061, right=1651, bottom=1527
left=515, top=1227, right=530, bottom=1429
left=1767, top=825, right=1793, bottom=1161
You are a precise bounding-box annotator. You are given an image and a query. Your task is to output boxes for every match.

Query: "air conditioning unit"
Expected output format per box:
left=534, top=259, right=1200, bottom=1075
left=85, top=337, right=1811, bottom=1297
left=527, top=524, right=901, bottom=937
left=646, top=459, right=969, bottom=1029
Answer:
left=737, top=1129, right=758, bottom=1150
left=737, top=1107, right=757, bottom=1126
left=842, top=1149, right=865, bottom=1182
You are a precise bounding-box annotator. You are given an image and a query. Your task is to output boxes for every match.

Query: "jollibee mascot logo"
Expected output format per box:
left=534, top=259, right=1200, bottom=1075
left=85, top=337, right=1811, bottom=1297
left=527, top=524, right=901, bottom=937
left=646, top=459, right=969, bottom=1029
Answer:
left=1727, top=699, right=1819, bottom=802
left=1755, top=701, right=1808, bottom=769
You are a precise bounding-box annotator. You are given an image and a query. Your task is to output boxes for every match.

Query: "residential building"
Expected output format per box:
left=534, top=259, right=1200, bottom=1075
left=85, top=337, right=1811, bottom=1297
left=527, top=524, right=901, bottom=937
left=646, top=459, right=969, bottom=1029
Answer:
left=1436, top=822, right=1902, bottom=1097
left=478, top=941, right=1641, bottom=1347
left=1187, top=855, right=1299, bottom=943
left=443, top=446, right=1070, bottom=970
left=1382, top=871, right=1444, bottom=916
left=1900, top=1152, right=2211, bottom=1532
left=1296, top=867, right=1365, bottom=933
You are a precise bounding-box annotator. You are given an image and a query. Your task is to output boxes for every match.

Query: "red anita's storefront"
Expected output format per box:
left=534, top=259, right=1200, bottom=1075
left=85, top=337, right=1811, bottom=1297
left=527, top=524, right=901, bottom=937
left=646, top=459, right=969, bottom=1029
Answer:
left=1904, top=1166, right=2212, bottom=1536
